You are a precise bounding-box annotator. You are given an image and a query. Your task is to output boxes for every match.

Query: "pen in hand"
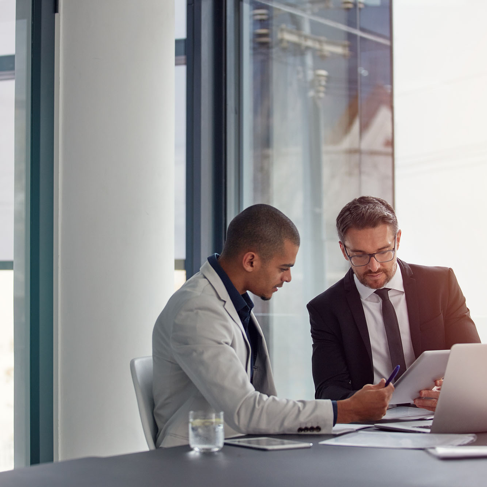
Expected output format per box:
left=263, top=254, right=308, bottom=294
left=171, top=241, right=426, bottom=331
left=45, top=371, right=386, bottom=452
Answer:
left=385, top=365, right=400, bottom=387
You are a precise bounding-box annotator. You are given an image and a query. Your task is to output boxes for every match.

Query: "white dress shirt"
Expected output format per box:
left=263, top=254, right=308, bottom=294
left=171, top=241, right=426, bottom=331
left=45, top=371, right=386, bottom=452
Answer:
left=354, top=266, right=416, bottom=383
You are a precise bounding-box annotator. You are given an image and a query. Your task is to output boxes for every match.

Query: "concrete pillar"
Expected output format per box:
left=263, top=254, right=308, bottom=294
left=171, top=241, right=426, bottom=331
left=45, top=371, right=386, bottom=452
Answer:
left=54, top=0, right=174, bottom=460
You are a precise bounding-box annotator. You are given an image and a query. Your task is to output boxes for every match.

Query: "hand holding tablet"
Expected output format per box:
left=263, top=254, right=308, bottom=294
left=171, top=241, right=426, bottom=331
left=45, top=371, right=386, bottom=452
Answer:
left=414, top=378, right=443, bottom=412
left=389, top=350, right=450, bottom=405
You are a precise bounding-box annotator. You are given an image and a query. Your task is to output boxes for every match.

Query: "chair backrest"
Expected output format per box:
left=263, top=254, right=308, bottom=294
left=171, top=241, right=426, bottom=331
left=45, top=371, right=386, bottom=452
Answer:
left=130, top=356, right=157, bottom=450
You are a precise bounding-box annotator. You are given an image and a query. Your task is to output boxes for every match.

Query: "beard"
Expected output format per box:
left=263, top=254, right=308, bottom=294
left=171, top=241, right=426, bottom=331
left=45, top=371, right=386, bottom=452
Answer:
left=356, top=261, right=397, bottom=289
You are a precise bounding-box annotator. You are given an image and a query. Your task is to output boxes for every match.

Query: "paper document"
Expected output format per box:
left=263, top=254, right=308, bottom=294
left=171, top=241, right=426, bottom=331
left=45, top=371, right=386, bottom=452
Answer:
left=331, top=424, right=371, bottom=436
left=319, top=430, right=476, bottom=449
left=427, top=446, right=487, bottom=459
left=378, top=406, right=434, bottom=422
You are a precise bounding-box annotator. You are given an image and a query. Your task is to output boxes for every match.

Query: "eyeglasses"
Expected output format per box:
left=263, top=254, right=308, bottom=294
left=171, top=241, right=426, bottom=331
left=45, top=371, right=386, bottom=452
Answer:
left=343, top=236, right=397, bottom=267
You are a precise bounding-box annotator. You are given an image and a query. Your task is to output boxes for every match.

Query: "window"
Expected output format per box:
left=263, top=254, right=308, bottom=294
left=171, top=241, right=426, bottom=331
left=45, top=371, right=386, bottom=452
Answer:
left=174, top=0, right=186, bottom=290
left=394, top=0, right=487, bottom=343
left=0, top=0, right=16, bottom=472
left=237, top=0, right=393, bottom=399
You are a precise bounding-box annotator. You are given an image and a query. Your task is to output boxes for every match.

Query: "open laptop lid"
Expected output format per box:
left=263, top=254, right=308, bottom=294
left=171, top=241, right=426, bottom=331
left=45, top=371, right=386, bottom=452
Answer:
left=431, top=343, right=487, bottom=434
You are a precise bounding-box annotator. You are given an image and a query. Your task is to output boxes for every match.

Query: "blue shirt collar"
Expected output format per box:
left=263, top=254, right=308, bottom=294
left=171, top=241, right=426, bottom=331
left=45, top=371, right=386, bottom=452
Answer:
left=208, top=254, right=254, bottom=316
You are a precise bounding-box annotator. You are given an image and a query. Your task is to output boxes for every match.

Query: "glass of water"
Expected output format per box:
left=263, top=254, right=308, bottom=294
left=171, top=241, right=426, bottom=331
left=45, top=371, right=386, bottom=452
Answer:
left=189, top=410, right=224, bottom=452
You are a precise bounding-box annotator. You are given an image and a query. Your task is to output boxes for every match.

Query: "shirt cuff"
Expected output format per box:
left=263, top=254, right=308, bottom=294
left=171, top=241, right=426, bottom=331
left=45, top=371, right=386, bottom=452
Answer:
left=332, top=400, right=337, bottom=426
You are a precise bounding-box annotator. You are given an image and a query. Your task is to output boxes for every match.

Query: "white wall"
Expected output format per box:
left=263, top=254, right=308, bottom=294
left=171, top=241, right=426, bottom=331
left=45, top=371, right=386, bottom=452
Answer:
left=394, top=0, right=487, bottom=342
left=54, top=0, right=174, bottom=460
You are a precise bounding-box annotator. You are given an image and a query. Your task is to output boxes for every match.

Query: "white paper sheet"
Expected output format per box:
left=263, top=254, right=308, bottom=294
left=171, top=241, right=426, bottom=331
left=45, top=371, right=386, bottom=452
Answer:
left=319, top=430, right=476, bottom=449
left=427, top=446, right=487, bottom=459
left=331, top=424, right=371, bottom=436
left=378, top=406, right=434, bottom=422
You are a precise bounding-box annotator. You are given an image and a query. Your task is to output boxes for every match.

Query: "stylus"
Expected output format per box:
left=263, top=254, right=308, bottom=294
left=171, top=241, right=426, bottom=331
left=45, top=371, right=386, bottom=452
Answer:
left=385, top=365, right=400, bottom=387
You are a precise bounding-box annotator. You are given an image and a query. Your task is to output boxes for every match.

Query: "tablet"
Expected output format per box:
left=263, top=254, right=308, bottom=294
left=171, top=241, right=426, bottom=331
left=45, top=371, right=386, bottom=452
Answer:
left=390, top=350, right=450, bottom=405
left=224, top=437, right=313, bottom=451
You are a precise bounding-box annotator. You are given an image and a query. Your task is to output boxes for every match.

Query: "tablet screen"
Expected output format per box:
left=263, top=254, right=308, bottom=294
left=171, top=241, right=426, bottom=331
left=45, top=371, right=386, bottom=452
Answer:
left=224, top=437, right=313, bottom=450
left=390, top=350, right=450, bottom=405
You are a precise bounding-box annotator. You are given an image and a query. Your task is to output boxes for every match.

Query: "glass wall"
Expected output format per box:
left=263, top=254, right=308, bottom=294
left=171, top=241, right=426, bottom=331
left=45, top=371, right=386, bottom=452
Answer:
left=394, top=0, right=487, bottom=343
left=0, top=271, right=13, bottom=471
left=174, top=0, right=186, bottom=290
left=0, top=0, right=15, bottom=472
left=239, top=0, right=393, bottom=399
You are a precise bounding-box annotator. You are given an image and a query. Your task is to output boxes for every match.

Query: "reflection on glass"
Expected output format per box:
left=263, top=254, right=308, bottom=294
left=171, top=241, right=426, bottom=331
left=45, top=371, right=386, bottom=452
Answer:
left=358, top=36, right=392, bottom=202
left=0, top=79, right=14, bottom=261
left=263, top=0, right=360, bottom=30
left=174, top=0, right=187, bottom=290
left=175, top=64, right=186, bottom=263
left=241, top=0, right=392, bottom=399
left=359, top=0, right=390, bottom=38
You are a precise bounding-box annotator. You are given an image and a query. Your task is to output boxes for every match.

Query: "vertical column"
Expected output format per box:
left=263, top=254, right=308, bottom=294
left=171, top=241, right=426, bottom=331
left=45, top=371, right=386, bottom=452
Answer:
left=15, top=0, right=56, bottom=466
left=54, top=0, right=174, bottom=459
left=185, top=0, right=226, bottom=277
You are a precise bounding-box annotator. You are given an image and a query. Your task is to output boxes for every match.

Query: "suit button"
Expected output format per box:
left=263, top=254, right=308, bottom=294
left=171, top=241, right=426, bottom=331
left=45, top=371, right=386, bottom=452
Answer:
left=316, top=427, right=321, bottom=432
left=297, top=428, right=303, bottom=433
left=303, top=427, right=309, bottom=432
left=309, top=427, right=315, bottom=432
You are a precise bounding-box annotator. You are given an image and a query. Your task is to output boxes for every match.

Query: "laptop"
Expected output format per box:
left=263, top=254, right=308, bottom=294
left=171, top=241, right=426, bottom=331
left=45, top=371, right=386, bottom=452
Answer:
left=375, top=343, right=487, bottom=434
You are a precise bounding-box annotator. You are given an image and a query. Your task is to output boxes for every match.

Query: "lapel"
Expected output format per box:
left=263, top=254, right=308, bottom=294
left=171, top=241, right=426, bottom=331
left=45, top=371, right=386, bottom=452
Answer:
left=200, top=261, right=252, bottom=372
left=344, top=268, right=372, bottom=363
left=249, top=311, right=277, bottom=396
left=399, top=259, right=422, bottom=357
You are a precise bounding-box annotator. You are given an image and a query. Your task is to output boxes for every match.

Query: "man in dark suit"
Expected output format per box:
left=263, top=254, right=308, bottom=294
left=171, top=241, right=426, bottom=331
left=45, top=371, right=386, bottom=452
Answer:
left=308, top=196, right=480, bottom=408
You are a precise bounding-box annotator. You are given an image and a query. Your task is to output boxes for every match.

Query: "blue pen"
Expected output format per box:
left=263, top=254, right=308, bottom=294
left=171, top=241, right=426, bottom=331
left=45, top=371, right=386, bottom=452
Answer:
left=385, top=365, right=400, bottom=387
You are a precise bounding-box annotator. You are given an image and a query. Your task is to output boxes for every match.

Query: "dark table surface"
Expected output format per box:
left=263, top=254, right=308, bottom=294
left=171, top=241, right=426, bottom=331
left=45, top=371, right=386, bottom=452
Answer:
left=2, top=432, right=487, bottom=487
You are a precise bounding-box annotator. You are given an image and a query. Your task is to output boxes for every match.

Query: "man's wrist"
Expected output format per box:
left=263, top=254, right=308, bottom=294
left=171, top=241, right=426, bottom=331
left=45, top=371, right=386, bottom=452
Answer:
left=336, top=397, right=356, bottom=424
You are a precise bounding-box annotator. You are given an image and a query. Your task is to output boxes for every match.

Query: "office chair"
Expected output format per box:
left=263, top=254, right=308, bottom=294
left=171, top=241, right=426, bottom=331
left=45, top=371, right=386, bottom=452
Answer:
left=130, top=356, right=157, bottom=450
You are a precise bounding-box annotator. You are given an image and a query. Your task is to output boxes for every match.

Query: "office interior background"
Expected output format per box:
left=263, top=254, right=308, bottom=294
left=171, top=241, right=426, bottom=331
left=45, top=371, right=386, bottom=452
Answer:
left=0, top=0, right=486, bottom=472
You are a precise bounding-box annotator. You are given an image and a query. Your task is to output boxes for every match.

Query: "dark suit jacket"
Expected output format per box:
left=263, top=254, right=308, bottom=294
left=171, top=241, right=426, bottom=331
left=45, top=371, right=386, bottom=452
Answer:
left=308, top=259, right=480, bottom=400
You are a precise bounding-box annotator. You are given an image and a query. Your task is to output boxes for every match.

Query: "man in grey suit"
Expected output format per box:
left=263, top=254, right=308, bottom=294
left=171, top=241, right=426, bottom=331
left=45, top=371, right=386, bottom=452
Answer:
left=153, top=204, right=393, bottom=448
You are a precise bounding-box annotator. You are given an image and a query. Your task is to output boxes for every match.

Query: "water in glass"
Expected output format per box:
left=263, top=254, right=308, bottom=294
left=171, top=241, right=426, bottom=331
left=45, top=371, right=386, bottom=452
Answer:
left=189, top=411, right=224, bottom=452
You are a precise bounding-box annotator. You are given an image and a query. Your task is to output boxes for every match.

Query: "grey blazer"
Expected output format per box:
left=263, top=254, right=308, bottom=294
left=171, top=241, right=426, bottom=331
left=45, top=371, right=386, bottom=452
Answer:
left=152, top=260, right=333, bottom=447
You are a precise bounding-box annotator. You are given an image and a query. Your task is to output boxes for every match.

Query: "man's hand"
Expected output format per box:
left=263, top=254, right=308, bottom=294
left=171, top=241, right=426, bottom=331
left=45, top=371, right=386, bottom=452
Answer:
left=336, top=379, right=394, bottom=423
left=413, top=379, right=443, bottom=412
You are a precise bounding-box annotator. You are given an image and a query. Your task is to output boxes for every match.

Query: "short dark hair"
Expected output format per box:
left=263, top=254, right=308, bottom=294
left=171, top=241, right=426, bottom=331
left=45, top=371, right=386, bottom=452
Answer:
left=336, top=196, right=398, bottom=243
left=221, top=204, right=300, bottom=261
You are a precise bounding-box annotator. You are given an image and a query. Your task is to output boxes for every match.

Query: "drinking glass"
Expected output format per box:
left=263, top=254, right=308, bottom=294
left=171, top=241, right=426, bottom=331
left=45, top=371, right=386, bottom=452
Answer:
left=189, top=410, right=224, bottom=452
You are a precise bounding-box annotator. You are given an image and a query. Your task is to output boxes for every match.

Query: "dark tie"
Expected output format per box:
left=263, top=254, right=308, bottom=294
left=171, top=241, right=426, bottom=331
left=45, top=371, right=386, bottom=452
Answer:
left=375, top=288, right=406, bottom=381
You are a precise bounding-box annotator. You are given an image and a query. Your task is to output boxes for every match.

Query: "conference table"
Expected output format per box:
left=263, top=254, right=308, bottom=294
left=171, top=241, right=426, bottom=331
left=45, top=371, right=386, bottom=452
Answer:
left=1, top=432, right=487, bottom=487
